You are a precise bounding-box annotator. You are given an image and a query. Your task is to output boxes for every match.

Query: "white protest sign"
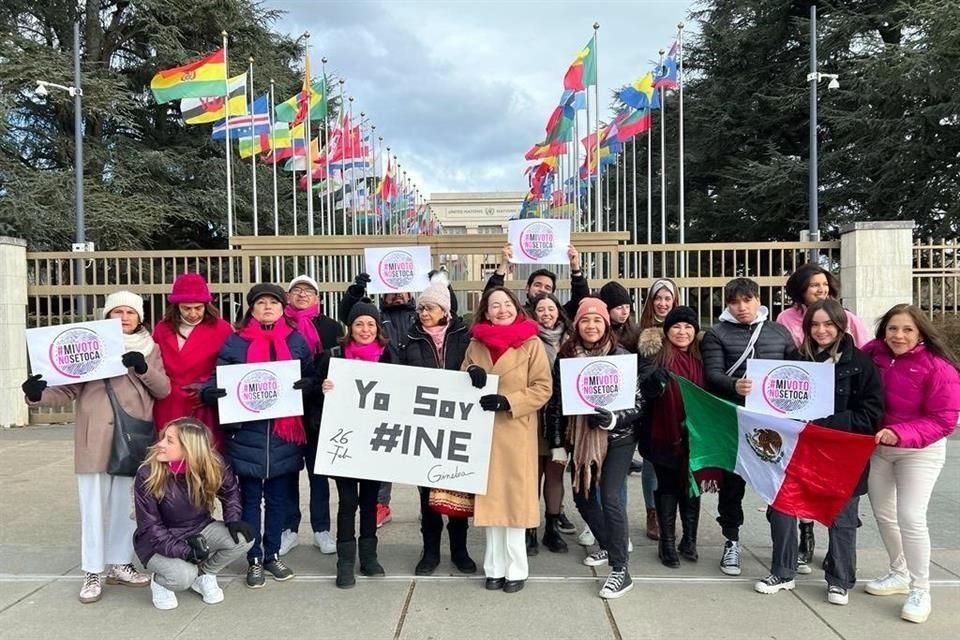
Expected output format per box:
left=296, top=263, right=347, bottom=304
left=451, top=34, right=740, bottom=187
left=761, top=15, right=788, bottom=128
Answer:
left=364, top=246, right=432, bottom=294
left=507, top=219, right=571, bottom=265
left=216, top=360, right=304, bottom=424
left=559, top=354, right=638, bottom=416
left=26, top=319, right=128, bottom=387
left=745, top=359, right=835, bottom=421
left=315, top=359, right=498, bottom=494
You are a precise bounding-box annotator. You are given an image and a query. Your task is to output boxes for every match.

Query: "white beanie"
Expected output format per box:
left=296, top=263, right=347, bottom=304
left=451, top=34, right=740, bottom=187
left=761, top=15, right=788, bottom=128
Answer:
left=417, top=272, right=451, bottom=314
left=288, top=274, right=320, bottom=293
left=103, top=290, right=145, bottom=322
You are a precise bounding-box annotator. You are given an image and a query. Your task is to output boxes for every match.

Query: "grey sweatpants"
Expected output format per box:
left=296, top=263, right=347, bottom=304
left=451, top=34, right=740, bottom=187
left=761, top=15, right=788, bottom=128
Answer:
left=146, top=521, right=253, bottom=592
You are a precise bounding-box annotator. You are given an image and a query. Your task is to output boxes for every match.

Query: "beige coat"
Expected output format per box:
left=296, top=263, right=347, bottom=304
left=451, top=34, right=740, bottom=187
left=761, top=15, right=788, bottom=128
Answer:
left=31, top=348, right=170, bottom=474
left=462, top=336, right=552, bottom=528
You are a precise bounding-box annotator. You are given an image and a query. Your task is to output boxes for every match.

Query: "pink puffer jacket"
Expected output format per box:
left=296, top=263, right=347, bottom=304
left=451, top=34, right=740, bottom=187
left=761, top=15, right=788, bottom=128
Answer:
left=862, top=339, right=960, bottom=449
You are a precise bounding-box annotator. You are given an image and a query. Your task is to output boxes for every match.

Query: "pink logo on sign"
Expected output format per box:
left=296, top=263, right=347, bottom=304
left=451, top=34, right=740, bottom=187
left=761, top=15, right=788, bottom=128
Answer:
left=237, top=369, right=281, bottom=413
left=48, top=327, right=105, bottom=378
left=575, top=360, right=622, bottom=409
left=377, top=250, right=416, bottom=291
left=519, top=221, right=555, bottom=261
left=762, top=365, right=814, bottom=414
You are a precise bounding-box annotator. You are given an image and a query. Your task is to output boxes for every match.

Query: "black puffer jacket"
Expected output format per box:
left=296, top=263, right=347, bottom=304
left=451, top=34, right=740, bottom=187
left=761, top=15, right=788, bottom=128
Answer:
left=399, top=316, right=470, bottom=371
left=544, top=346, right=644, bottom=449
left=701, top=306, right=797, bottom=404
left=805, top=333, right=885, bottom=495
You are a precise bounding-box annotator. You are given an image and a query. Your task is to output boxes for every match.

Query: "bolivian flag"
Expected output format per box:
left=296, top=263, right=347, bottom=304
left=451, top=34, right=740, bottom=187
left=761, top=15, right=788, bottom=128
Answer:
left=180, top=72, right=247, bottom=125
left=151, top=49, right=228, bottom=104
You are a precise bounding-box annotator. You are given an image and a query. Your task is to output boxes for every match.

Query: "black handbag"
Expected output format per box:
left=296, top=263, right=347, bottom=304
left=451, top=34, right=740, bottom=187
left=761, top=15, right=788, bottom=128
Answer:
left=104, top=379, right=156, bottom=477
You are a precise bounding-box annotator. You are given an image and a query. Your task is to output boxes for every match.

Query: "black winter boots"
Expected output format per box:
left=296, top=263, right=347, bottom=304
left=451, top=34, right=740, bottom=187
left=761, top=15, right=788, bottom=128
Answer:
left=336, top=540, right=357, bottom=589
left=542, top=513, right=569, bottom=553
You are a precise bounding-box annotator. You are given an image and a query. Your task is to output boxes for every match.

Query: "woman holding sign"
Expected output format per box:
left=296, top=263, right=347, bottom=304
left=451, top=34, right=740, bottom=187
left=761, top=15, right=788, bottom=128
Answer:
left=318, top=301, right=395, bottom=588
left=399, top=274, right=478, bottom=576
left=862, top=304, right=960, bottom=623
left=753, top=299, right=884, bottom=605
left=22, top=290, right=170, bottom=604
left=200, top=284, right=315, bottom=590
left=462, top=287, right=552, bottom=594
left=545, top=298, right=644, bottom=599
left=153, top=273, right=233, bottom=450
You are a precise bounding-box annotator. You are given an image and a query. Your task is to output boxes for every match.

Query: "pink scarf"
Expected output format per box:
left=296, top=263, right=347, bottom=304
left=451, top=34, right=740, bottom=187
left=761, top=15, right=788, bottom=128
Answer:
left=423, top=324, right=447, bottom=360
left=168, top=460, right=188, bottom=475
left=344, top=340, right=386, bottom=362
left=237, top=321, right=305, bottom=445
left=471, top=318, right=539, bottom=363
left=284, top=306, right=321, bottom=355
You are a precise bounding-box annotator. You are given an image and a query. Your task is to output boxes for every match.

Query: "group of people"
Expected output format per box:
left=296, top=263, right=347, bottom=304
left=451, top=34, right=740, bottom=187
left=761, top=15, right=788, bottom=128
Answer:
left=20, top=252, right=958, bottom=623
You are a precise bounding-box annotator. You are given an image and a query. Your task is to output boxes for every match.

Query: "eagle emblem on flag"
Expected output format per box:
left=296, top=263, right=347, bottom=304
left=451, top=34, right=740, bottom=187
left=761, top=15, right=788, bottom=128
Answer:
left=746, top=428, right=784, bottom=463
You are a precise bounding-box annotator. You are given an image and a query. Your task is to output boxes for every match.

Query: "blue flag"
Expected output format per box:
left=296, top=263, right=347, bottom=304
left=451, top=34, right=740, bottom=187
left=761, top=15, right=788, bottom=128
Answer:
left=211, top=93, right=270, bottom=139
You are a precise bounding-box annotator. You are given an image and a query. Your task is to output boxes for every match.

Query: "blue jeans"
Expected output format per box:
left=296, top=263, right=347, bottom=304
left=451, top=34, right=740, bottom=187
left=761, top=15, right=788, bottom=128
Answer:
left=642, top=459, right=657, bottom=509
left=239, top=474, right=291, bottom=562
left=286, top=470, right=332, bottom=534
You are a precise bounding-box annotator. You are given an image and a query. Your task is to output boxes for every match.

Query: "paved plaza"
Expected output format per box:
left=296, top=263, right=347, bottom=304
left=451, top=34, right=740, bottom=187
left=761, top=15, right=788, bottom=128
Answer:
left=0, top=425, right=957, bottom=639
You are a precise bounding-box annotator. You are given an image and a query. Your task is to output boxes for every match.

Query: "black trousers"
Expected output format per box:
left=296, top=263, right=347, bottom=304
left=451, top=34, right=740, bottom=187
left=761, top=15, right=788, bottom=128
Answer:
left=767, top=496, right=861, bottom=586
left=418, top=487, right=469, bottom=559
left=572, top=441, right=634, bottom=570
left=334, top=477, right=380, bottom=543
left=717, top=471, right=746, bottom=541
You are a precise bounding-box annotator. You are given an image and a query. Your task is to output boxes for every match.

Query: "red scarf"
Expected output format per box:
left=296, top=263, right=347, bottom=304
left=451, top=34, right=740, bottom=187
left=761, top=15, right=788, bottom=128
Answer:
left=652, top=349, right=704, bottom=459
left=344, top=340, right=386, bottom=362
left=471, top=318, right=539, bottom=363
left=237, top=321, right=305, bottom=445
left=168, top=459, right=188, bottom=475
left=284, top=306, right=321, bottom=355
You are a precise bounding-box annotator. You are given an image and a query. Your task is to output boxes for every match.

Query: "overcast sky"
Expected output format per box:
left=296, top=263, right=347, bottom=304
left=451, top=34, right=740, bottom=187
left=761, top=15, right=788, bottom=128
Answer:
left=272, top=0, right=695, bottom=197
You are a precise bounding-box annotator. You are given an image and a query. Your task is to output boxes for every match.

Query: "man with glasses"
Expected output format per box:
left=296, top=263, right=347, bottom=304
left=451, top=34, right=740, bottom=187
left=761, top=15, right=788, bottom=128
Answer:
left=279, top=275, right=344, bottom=557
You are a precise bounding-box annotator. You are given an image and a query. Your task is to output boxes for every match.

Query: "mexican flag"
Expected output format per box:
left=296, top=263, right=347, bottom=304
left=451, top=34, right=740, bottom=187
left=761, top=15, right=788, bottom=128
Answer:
left=674, top=375, right=876, bottom=526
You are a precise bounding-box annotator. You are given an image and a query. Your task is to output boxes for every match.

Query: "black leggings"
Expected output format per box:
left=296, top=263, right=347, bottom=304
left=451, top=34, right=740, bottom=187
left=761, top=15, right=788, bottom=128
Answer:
left=334, top=477, right=380, bottom=542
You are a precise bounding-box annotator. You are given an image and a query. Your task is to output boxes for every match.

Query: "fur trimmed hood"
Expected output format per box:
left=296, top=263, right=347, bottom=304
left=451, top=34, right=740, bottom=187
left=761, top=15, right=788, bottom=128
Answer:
left=638, top=327, right=664, bottom=357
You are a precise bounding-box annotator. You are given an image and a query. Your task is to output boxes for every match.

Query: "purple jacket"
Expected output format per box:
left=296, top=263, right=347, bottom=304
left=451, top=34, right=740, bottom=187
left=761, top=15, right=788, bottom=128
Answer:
left=862, top=339, right=960, bottom=449
left=133, top=463, right=243, bottom=566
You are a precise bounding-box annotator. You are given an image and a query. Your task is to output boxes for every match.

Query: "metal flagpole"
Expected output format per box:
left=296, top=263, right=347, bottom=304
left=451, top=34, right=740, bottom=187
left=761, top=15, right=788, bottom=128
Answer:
left=593, top=23, right=601, bottom=234
left=659, top=49, right=667, bottom=248
left=269, top=80, right=280, bottom=279
left=338, top=79, right=347, bottom=236
left=584, top=81, right=591, bottom=233
left=573, top=113, right=581, bottom=232
left=646, top=118, right=653, bottom=276
left=632, top=137, right=638, bottom=277
left=371, top=125, right=377, bottom=234
left=222, top=32, right=234, bottom=248
left=348, top=96, right=357, bottom=234
left=360, top=112, right=368, bottom=235
left=248, top=58, right=258, bottom=239
left=678, top=23, right=687, bottom=294
left=304, top=34, right=315, bottom=245
left=321, top=58, right=333, bottom=236
left=292, top=170, right=298, bottom=235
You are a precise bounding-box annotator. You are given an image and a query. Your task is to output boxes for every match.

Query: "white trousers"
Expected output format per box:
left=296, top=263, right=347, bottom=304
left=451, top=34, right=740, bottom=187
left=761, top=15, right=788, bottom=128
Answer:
left=77, top=473, right=136, bottom=574
left=868, top=439, right=946, bottom=591
left=483, top=527, right=527, bottom=581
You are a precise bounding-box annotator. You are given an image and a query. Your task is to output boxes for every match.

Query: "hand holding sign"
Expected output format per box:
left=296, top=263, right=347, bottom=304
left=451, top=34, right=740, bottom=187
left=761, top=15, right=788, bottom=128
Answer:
left=22, top=374, right=47, bottom=402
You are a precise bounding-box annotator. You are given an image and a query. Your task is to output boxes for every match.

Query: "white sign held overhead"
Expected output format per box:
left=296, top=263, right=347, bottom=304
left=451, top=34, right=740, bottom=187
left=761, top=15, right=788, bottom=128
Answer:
left=364, top=246, right=432, bottom=294
left=507, top=219, right=571, bottom=265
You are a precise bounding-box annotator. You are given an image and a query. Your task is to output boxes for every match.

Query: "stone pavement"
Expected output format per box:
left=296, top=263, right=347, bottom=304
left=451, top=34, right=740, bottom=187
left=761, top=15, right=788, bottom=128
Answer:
left=0, top=425, right=957, bottom=640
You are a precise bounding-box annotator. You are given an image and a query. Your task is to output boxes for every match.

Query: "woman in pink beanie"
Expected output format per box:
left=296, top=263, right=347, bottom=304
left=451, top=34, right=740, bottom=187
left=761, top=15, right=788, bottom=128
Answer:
left=153, top=273, right=234, bottom=450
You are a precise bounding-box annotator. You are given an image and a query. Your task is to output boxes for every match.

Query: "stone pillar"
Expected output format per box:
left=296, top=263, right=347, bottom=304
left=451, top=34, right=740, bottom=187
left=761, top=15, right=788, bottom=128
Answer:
left=840, top=221, right=914, bottom=334
left=0, top=237, right=28, bottom=428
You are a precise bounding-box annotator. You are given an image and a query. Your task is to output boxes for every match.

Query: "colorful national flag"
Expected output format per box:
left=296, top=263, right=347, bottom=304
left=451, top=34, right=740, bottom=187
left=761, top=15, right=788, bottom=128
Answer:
left=275, top=80, right=326, bottom=124
left=612, top=108, right=652, bottom=142
left=617, top=71, right=654, bottom=110
left=262, top=122, right=304, bottom=163
left=563, top=38, right=597, bottom=91
left=211, top=94, right=270, bottom=139
left=675, top=376, right=877, bottom=526
left=151, top=49, right=227, bottom=104
left=239, top=122, right=290, bottom=159
left=283, top=137, right=321, bottom=172
left=545, top=90, right=577, bottom=144
left=180, top=72, right=247, bottom=124
left=525, top=141, right=567, bottom=161
left=654, top=54, right=679, bottom=90
left=377, top=158, right=397, bottom=202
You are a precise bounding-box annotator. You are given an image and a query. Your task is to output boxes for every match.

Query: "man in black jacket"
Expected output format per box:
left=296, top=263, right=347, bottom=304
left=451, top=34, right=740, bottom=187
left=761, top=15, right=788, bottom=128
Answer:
left=700, top=277, right=797, bottom=578
left=484, top=243, right=588, bottom=318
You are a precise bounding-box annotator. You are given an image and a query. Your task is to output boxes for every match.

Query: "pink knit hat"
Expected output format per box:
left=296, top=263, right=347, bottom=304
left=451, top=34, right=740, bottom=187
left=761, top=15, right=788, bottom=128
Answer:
left=574, top=297, right=611, bottom=326
left=169, top=273, right=212, bottom=304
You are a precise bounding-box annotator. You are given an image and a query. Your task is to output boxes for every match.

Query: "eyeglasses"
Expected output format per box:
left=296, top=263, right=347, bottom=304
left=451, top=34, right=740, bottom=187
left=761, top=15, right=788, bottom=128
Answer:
left=416, top=304, right=440, bottom=313
left=290, top=287, right=317, bottom=296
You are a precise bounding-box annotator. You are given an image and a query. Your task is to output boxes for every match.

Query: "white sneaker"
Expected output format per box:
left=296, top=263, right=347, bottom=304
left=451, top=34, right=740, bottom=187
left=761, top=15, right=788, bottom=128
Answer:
left=106, top=563, right=150, bottom=587
left=827, top=585, right=849, bottom=605
left=865, top=571, right=910, bottom=596
left=754, top=574, right=795, bottom=594
left=150, top=577, right=178, bottom=610
left=627, top=538, right=633, bottom=553
left=901, top=589, right=931, bottom=624
left=190, top=573, right=224, bottom=604
left=313, top=530, right=336, bottom=555
left=78, top=572, right=102, bottom=604
left=796, top=560, right=812, bottom=575
left=278, top=529, right=300, bottom=556
left=578, top=526, right=596, bottom=546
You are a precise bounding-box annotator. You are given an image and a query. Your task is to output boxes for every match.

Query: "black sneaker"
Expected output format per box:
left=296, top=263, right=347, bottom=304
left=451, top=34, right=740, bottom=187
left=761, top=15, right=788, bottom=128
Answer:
left=754, top=574, right=796, bottom=594
left=629, top=458, right=644, bottom=475
left=599, top=568, right=634, bottom=599
left=246, top=559, right=265, bottom=589
left=556, top=511, right=576, bottom=535
left=263, top=557, right=295, bottom=581
left=719, top=540, right=741, bottom=576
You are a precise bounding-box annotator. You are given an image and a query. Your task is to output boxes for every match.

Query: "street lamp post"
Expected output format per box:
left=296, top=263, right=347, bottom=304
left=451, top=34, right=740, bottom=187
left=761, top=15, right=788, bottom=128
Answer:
left=807, top=4, right=840, bottom=261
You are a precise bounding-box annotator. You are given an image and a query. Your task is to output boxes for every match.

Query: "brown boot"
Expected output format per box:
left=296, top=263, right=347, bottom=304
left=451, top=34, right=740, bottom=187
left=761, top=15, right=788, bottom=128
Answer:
left=646, top=508, right=660, bottom=541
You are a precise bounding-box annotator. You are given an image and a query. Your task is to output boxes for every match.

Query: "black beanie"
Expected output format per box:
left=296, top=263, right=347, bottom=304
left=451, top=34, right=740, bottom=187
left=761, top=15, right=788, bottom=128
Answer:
left=662, top=306, right=700, bottom=335
left=246, top=283, right=287, bottom=307
left=599, top=281, right=632, bottom=310
left=347, top=301, right=382, bottom=327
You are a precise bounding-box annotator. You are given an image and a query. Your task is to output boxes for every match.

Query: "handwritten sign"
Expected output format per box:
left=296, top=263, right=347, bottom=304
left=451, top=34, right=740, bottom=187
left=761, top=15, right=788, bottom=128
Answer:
left=745, top=359, right=835, bottom=421
left=507, top=219, right=571, bottom=265
left=559, top=354, right=638, bottom=416
left=26, top=319, right=128, bottom=386
left=315, top=359, right=498, bottom=494
left=216, top=360, right=304, bottom=424
left=364, top=246, right=432, bottom=294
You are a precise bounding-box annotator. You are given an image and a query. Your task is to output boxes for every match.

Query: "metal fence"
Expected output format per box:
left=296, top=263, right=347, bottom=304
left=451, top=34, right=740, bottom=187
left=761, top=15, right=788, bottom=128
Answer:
left=914, top=238, right=960, bottom=317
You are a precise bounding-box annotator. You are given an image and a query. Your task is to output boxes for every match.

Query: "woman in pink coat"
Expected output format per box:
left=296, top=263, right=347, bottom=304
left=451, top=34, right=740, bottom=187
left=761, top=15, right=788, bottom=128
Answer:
left=776, top=264, right=869, bottom=347
left=860, top=304, right=960, bottom=624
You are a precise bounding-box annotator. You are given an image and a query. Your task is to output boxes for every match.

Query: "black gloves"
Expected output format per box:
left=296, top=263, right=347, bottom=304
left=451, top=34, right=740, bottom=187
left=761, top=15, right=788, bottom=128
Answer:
left=640, top=368, right=671, bottom=397
left=186, top=534, right=210, bottom=564
left=479, top=394, right=510, bottom=412
left=22, top=374, right=47, bottom=402
left=226, top=520, right=256, bottom=544
left=122, top=351, right=148, bottom=374
left=293, top=378, right=313, bottom=391
left=467, top=365, right=487, bottom=389
left=201, top=387, right=227, bottom=406
left=588, top=407, right=614, bottom=429
left=354, top=272, right=372, bottom=287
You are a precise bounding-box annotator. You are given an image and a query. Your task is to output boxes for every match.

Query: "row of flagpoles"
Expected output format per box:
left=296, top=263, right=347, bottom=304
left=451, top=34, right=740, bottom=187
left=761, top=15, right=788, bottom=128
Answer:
left=519, top=22, right=686, bottom=268
left=150, top=31, right=444, bottom=246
